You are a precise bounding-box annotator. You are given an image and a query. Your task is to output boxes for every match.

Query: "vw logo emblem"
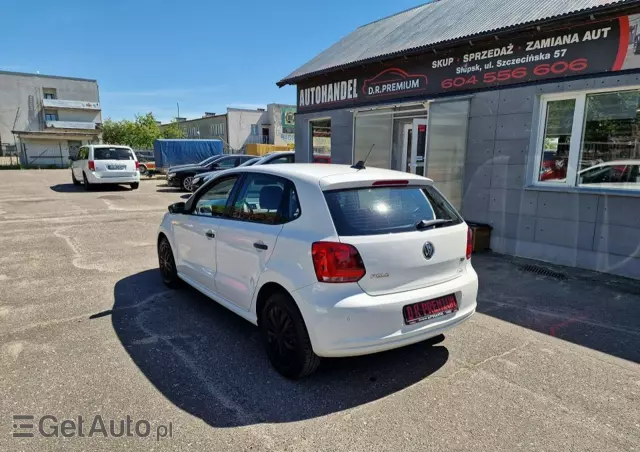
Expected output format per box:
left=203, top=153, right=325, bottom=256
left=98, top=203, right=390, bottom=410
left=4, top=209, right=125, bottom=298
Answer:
left=422, top=242, right=435, bottom=260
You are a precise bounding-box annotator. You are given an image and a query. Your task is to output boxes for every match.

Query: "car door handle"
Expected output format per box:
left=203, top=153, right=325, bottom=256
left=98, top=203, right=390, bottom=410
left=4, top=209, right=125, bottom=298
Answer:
left=205, top=230, right=215, bottom=239
left=253, top=242, right=268, bottom=250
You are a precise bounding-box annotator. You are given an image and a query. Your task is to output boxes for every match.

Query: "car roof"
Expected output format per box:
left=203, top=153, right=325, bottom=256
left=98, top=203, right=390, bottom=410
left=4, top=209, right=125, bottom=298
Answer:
left=228, top=163, right=433, bottom=189
left=218, top=154, right=247, bottom=158
left=91, top=144, right=132, bottom=149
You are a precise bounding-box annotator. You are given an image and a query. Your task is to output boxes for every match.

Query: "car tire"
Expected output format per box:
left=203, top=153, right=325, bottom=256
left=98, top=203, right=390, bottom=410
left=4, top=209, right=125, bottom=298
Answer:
left=130, top=182, right=139, bottom=190
left=158, top=237, right=181, bottom=289
left=260, top=291, right=321, bottom=379
left=182, top=176, right=194, bottom=192
left=71, top=171, right=81, bottom=185
left=83, top=172, right=92, bottom=191
left=139, top=164, right=147, bottom=175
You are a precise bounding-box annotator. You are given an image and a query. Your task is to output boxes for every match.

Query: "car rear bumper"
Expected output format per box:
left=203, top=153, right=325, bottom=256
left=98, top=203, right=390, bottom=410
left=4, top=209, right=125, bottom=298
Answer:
left=87, top=172, right=140, bottom=184
left=292, top=265, right=478, bottom=357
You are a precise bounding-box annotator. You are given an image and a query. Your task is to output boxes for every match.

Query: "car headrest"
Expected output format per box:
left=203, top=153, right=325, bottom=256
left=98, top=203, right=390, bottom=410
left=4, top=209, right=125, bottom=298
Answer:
left=259, top=185, right=283, bottom=210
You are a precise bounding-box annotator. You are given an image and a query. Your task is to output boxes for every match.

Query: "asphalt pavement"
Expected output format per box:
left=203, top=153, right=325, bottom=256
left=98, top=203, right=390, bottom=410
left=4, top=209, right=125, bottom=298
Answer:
left=0, top=170, right=638, bottom=452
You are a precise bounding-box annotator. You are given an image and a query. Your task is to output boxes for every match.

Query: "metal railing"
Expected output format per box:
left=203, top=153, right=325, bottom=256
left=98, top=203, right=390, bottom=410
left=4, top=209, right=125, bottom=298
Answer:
left=246, top=135, right=271, bottom=145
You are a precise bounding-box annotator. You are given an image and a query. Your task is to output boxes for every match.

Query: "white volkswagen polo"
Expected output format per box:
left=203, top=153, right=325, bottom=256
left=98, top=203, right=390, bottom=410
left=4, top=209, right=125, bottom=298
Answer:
left=157, top=163, right=478, bottom=378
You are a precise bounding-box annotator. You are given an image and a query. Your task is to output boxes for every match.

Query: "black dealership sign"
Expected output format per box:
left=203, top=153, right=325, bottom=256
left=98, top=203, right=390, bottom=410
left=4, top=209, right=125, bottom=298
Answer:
left=297, top=15, right=639, bottom=112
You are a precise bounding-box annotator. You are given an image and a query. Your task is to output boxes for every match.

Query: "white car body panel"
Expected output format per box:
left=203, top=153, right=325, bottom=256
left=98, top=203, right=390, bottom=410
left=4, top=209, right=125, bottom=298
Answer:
left=157, top=164, right=478, bottom=358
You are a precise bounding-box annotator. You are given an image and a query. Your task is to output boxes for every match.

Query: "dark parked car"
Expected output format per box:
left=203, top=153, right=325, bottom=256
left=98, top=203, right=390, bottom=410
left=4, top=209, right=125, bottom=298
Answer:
left=166, top=154, right=254, bottom=191
left=190, top=152, right=296, bottom=192
left=167, top=155, right=225, bottom=173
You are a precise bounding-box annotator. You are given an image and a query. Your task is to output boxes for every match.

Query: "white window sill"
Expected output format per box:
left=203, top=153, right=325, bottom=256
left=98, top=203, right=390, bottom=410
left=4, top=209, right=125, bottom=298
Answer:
left=524, top=184, right=640, bottom=198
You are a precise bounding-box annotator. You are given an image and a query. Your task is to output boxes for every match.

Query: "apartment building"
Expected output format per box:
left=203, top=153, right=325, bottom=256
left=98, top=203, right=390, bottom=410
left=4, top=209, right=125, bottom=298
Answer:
left=0, top=71, right=102, bottom=167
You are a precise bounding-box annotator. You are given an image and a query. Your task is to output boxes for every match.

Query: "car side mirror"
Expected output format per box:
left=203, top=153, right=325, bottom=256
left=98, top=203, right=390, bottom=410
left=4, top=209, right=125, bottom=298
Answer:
left=168, top=202, right=186, bottom=214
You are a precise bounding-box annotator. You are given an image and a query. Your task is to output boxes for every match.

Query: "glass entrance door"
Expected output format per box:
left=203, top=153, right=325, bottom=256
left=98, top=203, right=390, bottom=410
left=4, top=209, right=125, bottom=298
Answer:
left=395, top=118, right=428, bottom=174
left=410, top=119, right=428, bottom=175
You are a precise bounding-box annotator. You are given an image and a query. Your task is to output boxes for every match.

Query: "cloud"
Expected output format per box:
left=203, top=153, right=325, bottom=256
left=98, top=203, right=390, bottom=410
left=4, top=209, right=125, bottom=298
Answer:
left=102, top=86, right=226, bottom=98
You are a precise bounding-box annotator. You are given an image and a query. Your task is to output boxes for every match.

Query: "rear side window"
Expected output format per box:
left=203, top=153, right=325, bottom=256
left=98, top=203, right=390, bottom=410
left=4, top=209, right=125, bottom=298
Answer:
left=93, top=148, right=134, bottom=160
left=229, top=173, right=300, bottom=224
left=216, top=157, right=238, bottom=169
left=324, top=186, right=462, bottom=236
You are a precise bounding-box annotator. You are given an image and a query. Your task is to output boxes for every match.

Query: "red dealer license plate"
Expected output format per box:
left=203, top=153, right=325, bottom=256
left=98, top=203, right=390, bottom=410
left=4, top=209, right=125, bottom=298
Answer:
left=403, top=294, right=458, bottom=325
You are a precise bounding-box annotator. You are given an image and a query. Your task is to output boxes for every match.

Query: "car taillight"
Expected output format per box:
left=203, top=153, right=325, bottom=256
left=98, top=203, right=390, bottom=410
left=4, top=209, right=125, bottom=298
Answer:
left=88, top=160, right=95, bottom=171
left=135, top=161, right=140, bottom=170
left=466, top=227, right=473, bottom=260
left=311, top=242, right=366, bottom=283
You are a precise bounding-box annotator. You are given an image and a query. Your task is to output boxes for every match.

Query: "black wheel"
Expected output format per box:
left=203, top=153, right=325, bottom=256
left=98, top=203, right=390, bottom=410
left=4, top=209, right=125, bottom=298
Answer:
left=260, top=292, right=320, bottom=379
left=130, top=182, right=139, bottom=190
left=71, top=170, right=81, bottom=185
left=182, top=176, right=194, bottom=192
left=82, top=172, right=92, bottom=191
left=158, top=237, right=181, bottom=288
left=139, top=164, right=147, bottom=175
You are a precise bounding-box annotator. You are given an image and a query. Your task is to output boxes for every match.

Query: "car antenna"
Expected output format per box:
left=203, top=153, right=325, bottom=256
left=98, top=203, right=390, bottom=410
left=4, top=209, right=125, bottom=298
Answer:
left=351, top=144, right=375, bottom=170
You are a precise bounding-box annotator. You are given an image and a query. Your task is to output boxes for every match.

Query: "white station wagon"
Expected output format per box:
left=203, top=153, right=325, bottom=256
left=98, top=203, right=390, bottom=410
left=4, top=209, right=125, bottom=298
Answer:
left=71, top=145, right=140, bottom=190
left=157, top=163, right=478, bottom=378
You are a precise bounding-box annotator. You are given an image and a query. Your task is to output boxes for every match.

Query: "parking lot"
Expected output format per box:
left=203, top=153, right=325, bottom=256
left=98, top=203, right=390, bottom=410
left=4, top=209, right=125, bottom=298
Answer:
left=1, top=169, right=639, bottom=452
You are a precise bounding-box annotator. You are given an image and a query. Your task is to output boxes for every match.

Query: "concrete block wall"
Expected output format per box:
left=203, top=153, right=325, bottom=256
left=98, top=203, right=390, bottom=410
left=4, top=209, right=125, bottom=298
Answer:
left=295, top=109, right=353, bottom=164
left=462, top=73, right=640, bottom=279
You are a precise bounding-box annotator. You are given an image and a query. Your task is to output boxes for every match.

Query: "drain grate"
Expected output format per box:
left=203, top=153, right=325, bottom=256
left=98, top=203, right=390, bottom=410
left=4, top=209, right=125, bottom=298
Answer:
left=520, top=264, right=568, bottom=280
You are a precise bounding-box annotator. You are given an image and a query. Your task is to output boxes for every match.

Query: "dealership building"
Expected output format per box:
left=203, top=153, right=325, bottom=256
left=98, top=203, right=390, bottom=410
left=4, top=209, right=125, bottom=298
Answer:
left=278, top=0, right=640, bottom=279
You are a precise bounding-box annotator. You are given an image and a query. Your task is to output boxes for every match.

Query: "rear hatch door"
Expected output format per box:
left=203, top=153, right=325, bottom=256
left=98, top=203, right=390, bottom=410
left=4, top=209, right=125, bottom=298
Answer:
left=93, top=147, right=137, bottom=177
left=323, top=183, right=468, bottom=296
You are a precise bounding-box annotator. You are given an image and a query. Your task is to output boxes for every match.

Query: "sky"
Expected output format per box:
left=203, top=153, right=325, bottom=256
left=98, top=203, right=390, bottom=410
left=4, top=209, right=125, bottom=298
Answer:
left=2, top=0, right=426, bottom=123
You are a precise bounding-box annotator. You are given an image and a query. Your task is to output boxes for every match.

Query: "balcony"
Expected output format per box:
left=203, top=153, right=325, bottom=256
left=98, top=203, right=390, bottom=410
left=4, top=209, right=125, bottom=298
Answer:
left=45, top=120, right=98, bottom=130
left=42, top=99, right=100, bottom=110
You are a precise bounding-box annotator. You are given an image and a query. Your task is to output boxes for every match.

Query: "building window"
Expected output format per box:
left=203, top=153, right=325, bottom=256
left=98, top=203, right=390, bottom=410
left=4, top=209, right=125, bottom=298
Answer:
left=43, top=88, right=57, bottom=99
left=251, top=124, right=258, bottom=136
left=534, top=88, right=640, bottom=191
left=310, top=118, right=331, bottom=162
left=210, top=123, right=225, bottom=136
left=45, top=110, right=58, bottom=121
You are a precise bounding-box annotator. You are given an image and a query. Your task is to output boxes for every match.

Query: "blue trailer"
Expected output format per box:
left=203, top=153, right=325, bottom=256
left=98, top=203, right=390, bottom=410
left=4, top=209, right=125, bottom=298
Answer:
left=154, top=139, right=224, bottom=172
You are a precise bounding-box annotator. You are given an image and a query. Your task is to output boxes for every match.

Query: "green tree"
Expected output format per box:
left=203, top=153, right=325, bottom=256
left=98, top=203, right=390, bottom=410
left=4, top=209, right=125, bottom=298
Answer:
left=161, top=121, right=186, bottom=139
left=101, top=113, right=184, bottom=149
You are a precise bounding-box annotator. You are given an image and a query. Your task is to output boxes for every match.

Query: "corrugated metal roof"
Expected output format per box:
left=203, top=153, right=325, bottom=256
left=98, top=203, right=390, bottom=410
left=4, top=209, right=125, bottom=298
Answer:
left=278, top=0, right=635, bottom=86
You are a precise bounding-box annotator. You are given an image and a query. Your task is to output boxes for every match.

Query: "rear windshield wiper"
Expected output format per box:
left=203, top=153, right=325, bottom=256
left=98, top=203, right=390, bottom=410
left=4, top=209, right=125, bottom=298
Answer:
left=415, top=219, right=455, bottom=230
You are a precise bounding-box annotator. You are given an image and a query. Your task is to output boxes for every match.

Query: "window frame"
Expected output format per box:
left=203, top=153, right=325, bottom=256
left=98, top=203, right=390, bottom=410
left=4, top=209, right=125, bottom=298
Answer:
left=533, top=85, right=640, bottom=192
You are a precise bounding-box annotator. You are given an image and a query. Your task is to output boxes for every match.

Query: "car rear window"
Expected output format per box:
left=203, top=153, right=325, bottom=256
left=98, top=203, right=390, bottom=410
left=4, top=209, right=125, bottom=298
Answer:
left=324, top=185, right=462, bottom=236
left=93, top=148, right=134, bottom=160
